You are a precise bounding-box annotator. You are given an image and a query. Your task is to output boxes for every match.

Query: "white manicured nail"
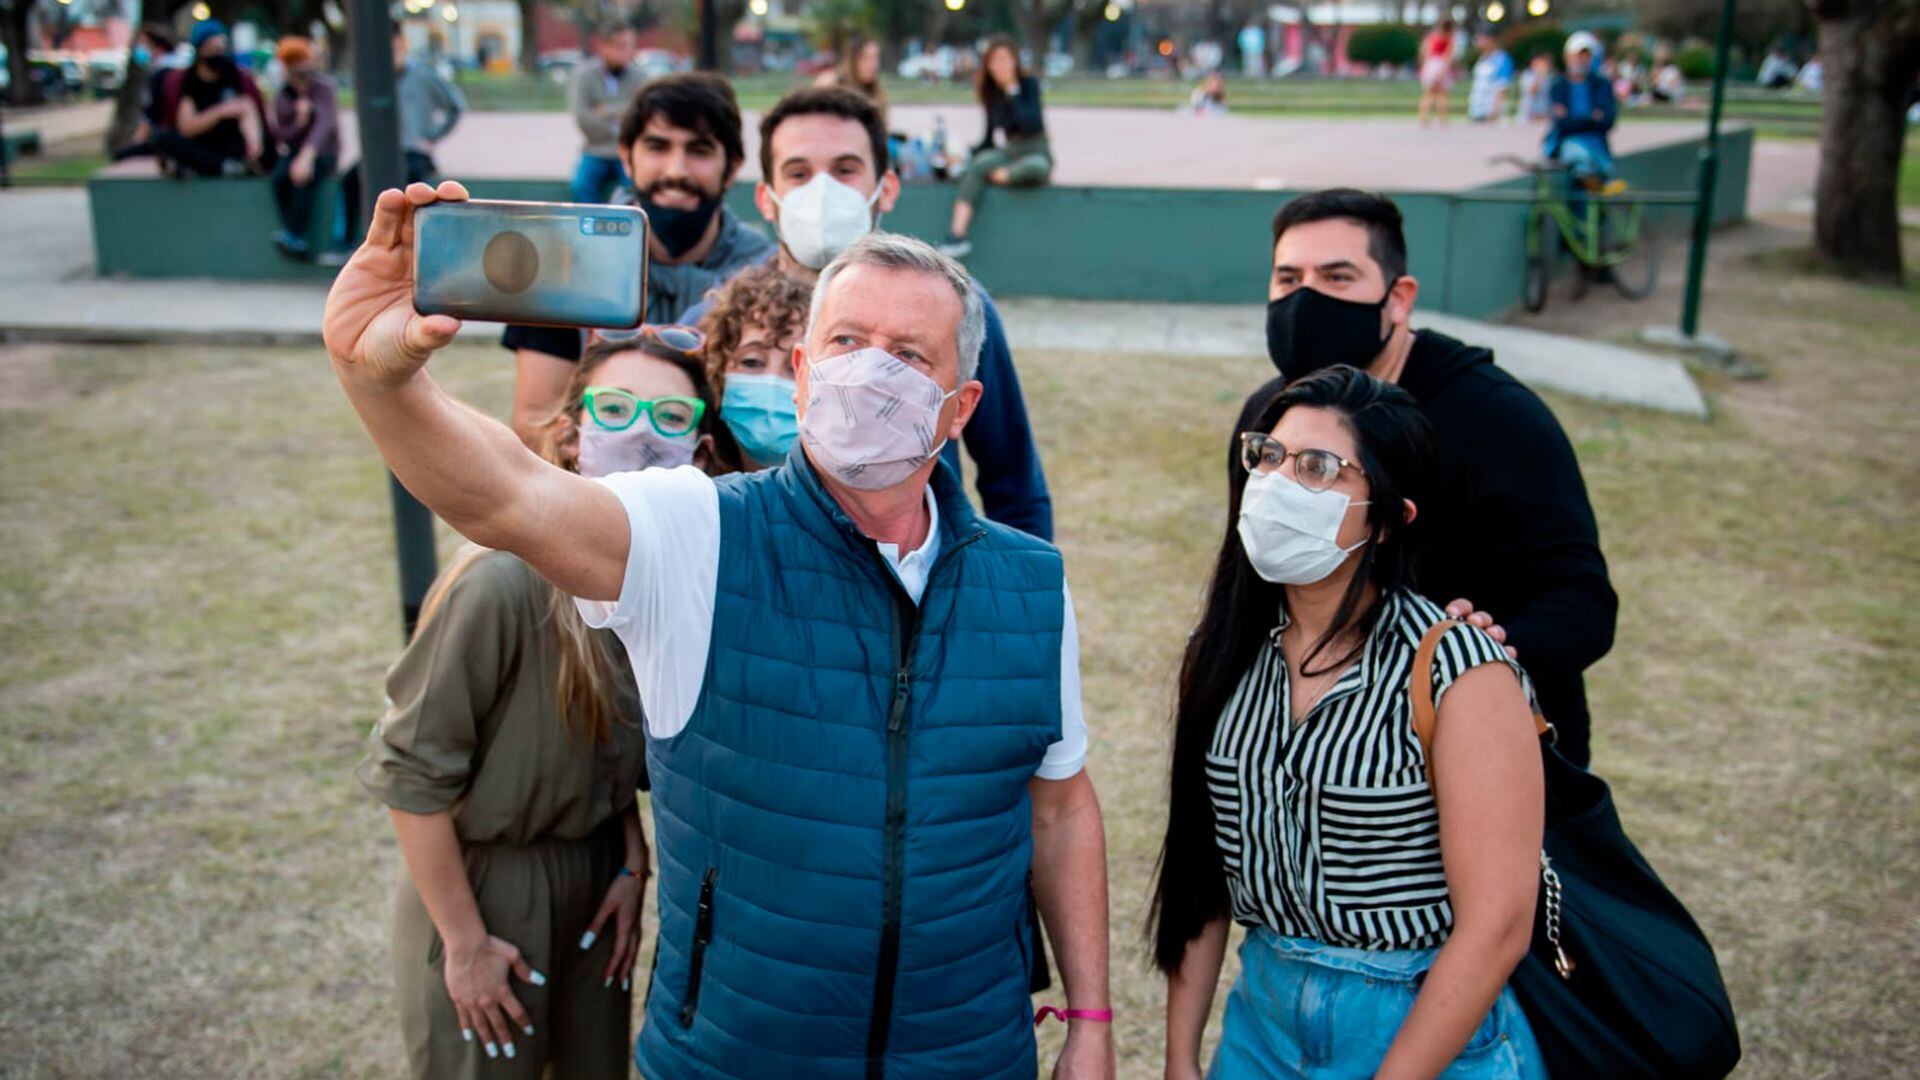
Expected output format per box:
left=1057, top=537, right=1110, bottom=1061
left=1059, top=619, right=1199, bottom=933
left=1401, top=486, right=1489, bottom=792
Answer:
left=503, top=1042, right=516, bottom=1059
left=579, top=930, right=596, bottom=950
left=484, top=1042, right=498, bottom=1059
left=604, top=976, right=613, bottom=988
left=622, top=977, right=629, bottom=992
left=529, top=969, right=547, bottom=986
left=523, top=1024, right=534, bottom=1036
left=461, top=1028, right=472, bottom=1043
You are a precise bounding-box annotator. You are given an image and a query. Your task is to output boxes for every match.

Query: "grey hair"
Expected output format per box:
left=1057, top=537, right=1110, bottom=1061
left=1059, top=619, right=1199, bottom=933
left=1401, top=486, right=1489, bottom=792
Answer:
left=807, top=232, right=986, bottom=382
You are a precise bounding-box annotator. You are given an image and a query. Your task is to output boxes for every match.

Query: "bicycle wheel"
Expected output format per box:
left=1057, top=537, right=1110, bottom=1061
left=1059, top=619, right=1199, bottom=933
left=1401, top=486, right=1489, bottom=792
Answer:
left=1610, top=210, right=1660, bottom=299
left=1523, top=206, right=1554, bottom=313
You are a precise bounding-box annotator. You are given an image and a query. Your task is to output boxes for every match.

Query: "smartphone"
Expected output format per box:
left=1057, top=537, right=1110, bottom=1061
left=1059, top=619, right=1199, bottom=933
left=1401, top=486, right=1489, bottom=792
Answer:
left=413, top=200, right=648, bottom=329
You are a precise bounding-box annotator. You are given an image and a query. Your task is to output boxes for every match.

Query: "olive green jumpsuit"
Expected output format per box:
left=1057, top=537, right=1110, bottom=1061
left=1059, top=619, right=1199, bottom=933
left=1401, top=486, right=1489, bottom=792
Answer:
left=358, top=550, right=646, bottom=1079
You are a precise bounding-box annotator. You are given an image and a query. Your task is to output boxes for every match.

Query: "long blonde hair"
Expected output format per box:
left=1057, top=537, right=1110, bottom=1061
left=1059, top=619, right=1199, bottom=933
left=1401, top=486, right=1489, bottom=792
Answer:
left=412, top=343, right=723, bottom=747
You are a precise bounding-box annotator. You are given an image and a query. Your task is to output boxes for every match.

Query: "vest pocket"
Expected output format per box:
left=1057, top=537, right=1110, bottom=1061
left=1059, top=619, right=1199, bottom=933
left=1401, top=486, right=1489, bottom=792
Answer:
left=678, top=866, right=717, bottom=1028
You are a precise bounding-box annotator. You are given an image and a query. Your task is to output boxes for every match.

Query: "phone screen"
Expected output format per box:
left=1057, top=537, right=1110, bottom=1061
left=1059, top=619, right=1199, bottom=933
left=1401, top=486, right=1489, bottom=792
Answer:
left=412, top=200, right=648, bottom=329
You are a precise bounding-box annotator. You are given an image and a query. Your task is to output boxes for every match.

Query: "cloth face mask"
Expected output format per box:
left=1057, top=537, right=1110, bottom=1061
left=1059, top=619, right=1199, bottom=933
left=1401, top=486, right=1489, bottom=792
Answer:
left=798, top=347, right=955, bottom=491
left=576, top=421, right=697, bottom=478
left=1264, top=283, right=1395, bottom=382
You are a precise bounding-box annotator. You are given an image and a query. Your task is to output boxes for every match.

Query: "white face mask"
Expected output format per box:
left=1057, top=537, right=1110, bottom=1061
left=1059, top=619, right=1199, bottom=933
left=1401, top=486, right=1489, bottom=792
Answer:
left=799, top=346, right=955, bottom=491
left=1236, top=470, right=1371, bottom=585
left=575, top=423, right=696, bottom=478
left=769, top=173, right=882, bottom=270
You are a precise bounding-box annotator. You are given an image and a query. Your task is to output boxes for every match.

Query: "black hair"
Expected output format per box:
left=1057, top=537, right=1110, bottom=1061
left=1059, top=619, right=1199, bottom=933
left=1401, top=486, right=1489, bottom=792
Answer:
left=1147, top=365, right=1434, bottom=974
left=757, top=86, right=890, bottom=182
left=1270, top=188, right=1409, bottom=284
left=596, top=20, right=632, bottom=39
left=618, top=73, right=745, bottom=171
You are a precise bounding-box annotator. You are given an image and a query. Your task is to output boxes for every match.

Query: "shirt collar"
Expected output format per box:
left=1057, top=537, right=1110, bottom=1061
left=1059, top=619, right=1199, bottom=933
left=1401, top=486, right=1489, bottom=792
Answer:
left=1269, top=589, right=1423, bottom=691
left=874, top=485, right=941, bottom=568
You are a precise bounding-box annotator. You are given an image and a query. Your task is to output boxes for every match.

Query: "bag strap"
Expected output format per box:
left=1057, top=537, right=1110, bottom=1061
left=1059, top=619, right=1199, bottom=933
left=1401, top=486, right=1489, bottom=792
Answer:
left=1409, top=617, right=1551, bottom=777
left=1411, top=618, right=1574, bottom=979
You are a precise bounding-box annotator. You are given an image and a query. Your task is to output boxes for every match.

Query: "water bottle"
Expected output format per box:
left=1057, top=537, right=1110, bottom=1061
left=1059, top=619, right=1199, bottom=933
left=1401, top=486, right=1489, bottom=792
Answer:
left=930, top=115, right=950, bottom=181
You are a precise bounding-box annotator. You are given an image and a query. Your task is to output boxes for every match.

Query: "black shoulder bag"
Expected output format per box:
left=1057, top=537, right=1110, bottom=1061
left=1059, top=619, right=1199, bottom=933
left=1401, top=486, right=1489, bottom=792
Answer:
left=1411, top=618, right=1741, bottom=1078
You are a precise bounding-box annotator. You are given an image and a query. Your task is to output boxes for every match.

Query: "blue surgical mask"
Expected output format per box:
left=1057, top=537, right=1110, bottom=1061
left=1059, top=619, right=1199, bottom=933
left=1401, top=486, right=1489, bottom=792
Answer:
left=721, top=374, right=798, bottom=465
left=132, top=45, right=152, bottom=67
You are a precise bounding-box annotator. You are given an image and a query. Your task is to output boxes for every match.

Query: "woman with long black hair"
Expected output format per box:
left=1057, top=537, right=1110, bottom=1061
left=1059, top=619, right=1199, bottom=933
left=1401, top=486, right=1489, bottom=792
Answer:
left=1152, top=366, right=1548, bottom=1079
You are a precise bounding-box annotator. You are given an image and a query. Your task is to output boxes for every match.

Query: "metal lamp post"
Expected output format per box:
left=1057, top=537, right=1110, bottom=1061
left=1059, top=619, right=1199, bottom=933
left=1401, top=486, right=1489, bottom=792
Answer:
left=349, top=1, right=440, bottom=638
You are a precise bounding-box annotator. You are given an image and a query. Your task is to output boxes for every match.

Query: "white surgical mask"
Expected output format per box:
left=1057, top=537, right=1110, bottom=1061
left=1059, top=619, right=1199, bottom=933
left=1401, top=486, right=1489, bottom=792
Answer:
left=1236, top=470, right=1371, bottom=585
left=769, top=173, right=882, bottom=270
left=799, top=347, right=955, bottom=491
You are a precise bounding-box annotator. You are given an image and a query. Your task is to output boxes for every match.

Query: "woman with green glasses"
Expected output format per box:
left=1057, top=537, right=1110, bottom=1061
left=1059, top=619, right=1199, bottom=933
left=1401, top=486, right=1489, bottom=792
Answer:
left=358, top=328, right=731, bottom=1079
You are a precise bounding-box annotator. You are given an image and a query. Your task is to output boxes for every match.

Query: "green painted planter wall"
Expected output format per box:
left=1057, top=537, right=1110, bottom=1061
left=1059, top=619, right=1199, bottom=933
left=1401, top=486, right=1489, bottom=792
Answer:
left=89, top=127, right=1751, bottom=320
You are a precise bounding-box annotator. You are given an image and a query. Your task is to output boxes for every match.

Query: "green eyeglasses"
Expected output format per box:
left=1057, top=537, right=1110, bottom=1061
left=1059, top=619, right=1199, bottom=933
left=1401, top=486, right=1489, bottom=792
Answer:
left=581, top=387, right=706, bottom=436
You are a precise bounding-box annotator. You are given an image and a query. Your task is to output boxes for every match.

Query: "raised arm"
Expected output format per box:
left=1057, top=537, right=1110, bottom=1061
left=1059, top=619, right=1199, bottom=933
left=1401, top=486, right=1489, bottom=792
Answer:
left=321, top=181, right=629, bottom=600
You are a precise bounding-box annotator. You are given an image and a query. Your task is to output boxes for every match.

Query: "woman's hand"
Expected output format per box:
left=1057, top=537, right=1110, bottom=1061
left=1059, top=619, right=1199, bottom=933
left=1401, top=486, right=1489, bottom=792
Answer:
left=582, top=866, right=647, bottom=992
left=1164, top=1060, right=1204, bottom=1080
left=444, top=934, right=545, bottom=1060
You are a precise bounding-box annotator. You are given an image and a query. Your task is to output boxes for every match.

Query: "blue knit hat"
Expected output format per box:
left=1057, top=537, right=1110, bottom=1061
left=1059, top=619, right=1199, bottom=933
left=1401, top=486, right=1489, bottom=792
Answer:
left=190, top=19, right=229, bottom=50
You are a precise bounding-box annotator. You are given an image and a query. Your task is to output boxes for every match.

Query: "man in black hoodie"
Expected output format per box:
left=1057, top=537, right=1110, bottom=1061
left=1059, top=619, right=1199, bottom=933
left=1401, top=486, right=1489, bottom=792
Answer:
left=1236, top=188, right=1616, bottom=765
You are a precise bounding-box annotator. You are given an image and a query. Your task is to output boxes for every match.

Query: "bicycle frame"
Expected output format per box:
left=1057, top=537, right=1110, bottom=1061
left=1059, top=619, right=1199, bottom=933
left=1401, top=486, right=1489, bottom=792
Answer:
left=1524, top=168, right=1646, bottom=269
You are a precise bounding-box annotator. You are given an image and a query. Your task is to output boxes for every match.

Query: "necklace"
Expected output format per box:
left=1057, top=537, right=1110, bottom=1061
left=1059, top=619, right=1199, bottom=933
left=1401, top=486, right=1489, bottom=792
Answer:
left=1278, top=624, right=1356, bottom=722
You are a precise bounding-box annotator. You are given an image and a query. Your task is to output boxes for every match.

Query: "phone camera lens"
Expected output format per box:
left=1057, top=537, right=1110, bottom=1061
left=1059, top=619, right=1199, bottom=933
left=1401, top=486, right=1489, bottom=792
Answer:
left=482, top=230, right=539, bottom=295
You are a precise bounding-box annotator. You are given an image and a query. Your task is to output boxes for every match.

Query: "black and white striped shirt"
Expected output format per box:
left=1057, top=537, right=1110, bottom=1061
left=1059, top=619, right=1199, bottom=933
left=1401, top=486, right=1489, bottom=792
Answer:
left=1206, top=589, right=1527, bottom=951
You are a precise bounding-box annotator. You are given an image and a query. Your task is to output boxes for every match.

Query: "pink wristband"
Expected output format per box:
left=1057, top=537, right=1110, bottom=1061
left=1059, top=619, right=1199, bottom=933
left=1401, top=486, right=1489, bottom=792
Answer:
left=1033, top=1005, right=1113, bottom=1027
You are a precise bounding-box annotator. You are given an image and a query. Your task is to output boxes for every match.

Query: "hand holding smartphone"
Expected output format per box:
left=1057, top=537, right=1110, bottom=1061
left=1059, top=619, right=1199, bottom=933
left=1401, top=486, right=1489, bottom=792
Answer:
left=413, top=199, right=649, bottom=329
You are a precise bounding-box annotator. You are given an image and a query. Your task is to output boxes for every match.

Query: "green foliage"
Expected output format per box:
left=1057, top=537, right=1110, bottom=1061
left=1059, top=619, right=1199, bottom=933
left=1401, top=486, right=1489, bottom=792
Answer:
left=1675, top=45, right=1716, bottom=80
left=1345, top=25, right=1419, bottom=67
left=1505, top=23, right=1567, bottom=65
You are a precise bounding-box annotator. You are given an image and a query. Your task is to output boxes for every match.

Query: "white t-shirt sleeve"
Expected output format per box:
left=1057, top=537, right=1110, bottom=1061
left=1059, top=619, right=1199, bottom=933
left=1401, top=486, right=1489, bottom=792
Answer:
left=574, top=465, right=721, bottom=740
left=1035, top=581, right=1089, bottom=781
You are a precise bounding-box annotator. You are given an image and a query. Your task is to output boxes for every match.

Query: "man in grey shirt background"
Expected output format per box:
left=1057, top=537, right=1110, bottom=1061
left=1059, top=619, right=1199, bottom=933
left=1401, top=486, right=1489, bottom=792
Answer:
left=570, top=22, right=648, bottom=203
left=335, top=24, right=466, bottom=253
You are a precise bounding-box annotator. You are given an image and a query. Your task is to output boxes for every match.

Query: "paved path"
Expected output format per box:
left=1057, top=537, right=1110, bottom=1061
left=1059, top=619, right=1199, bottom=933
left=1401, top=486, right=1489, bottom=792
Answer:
left=1, top=101, right=112, bottom=146
left=95, top=105, right=1776, bottom=195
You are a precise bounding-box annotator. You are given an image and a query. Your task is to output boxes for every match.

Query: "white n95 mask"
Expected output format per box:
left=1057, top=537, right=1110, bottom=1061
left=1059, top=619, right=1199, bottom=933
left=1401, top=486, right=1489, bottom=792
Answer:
left=769, top=173, right=882, bottom=270
left=1236, top=470, right=1371, bottom=585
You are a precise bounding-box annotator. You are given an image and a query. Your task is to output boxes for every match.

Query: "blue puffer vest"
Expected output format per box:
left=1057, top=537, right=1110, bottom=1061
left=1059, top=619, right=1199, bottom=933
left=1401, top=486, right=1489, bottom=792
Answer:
left=637, top=448, right=1065, bottom=1080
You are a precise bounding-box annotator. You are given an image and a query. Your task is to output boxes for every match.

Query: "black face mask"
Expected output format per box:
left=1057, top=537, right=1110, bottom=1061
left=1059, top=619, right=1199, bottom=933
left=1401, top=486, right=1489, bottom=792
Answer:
left=638, top=189, right=723, bottom=258
left=1264, top=282, right=1397, bottom=382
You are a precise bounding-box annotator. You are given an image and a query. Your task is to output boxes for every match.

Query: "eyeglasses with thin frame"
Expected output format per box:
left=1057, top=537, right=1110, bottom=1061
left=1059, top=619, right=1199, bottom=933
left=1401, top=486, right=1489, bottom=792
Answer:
left=594, top=324, right=707, bottom=359
left=581, top=387, right=706, bottom=436
left=1238, top=431, right=1365, bottom=493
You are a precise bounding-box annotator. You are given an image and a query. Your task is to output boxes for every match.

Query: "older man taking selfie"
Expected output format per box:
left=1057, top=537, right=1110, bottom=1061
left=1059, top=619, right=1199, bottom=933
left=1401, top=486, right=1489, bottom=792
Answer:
left=322, top=181, right=1114, bottom=1080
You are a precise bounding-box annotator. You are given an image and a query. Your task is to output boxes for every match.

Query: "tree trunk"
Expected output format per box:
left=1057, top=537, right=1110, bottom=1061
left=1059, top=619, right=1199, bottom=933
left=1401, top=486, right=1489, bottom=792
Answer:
left=1023, top=2, right=1056, bottom=63
left=3, top=2, right=43, bottom=106
left=105, top=54, right=148, bottom=154
left=517, top=0, right=540, bottom=74
left=1811, top=8, right=1919, bottom=283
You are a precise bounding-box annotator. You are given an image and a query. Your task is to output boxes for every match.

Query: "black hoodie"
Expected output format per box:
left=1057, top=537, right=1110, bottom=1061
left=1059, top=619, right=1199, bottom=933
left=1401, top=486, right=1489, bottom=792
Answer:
left=1234, top=329, right=1617, bottom=766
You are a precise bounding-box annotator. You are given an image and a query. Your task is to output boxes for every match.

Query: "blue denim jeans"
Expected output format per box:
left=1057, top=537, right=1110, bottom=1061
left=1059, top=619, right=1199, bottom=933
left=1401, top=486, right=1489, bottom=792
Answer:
left=1209, top=930, right=1547, bottom=1080
left=571, top=154, right=629, bottom=204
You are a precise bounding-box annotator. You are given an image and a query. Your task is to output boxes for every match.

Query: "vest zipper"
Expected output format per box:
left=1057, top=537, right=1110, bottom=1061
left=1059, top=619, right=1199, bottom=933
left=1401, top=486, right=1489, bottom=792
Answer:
left=679, top=865, right=717, bottom=1027
left=865, top=530, right=983, bottom=1080
left=867, top=589, right=918, bottom=1079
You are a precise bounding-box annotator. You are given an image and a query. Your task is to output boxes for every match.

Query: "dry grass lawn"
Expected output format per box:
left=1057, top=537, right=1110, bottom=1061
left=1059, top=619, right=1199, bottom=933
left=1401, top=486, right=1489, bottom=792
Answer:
left=2, top=226, right=1916, bottom=1076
